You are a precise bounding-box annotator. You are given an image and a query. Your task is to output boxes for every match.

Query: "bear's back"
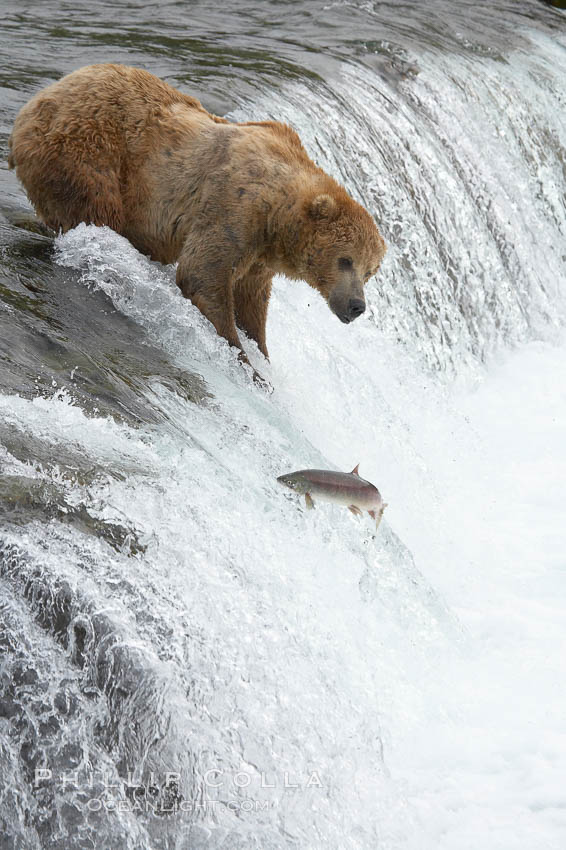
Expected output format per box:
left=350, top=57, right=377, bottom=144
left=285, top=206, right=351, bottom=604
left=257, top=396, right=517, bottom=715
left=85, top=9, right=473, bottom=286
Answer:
left=8, top=64, right=230, bottom=234
left=10, top=64, right=221, bottom=156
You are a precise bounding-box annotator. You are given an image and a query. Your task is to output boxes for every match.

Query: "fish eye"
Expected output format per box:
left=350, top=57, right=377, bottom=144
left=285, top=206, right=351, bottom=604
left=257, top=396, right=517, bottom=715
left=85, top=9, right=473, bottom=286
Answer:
left=338, top=257, right=353, bottom=270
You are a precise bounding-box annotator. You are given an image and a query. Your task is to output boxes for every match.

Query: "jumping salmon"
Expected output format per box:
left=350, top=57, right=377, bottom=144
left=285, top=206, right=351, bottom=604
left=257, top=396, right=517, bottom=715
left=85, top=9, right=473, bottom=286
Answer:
left=277, top=464, right=387, bottom=526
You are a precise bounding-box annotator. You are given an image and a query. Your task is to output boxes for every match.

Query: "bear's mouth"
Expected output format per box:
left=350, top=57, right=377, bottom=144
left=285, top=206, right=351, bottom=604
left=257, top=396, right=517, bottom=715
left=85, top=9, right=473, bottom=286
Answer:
left=337, top=313, right=352, bottom=324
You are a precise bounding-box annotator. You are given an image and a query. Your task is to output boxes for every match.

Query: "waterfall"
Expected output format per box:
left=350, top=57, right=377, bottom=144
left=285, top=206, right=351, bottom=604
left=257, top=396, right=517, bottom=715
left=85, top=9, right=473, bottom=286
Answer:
left=1, top=2, right=565, bottom=847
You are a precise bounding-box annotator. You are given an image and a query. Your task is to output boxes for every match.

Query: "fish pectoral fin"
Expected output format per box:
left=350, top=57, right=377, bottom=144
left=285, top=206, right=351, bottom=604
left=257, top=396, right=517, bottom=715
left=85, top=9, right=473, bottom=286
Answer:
left=350, top=463, right=360, bottom=476
left=348, top=504, right=363, bottom=516
left=305, top=493, right=315, bottom=510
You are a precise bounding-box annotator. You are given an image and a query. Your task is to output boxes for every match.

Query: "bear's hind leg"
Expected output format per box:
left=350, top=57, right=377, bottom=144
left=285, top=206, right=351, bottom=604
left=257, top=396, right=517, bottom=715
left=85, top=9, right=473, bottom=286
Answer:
left=22, top=157, right=124, bottom=234
left=234, top=264, right=272, bottom=360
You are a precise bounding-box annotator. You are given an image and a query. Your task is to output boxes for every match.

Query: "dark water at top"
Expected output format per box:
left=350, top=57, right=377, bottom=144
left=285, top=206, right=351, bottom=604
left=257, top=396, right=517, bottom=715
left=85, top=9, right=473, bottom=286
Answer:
left=0, top=2, right=565, bottom=849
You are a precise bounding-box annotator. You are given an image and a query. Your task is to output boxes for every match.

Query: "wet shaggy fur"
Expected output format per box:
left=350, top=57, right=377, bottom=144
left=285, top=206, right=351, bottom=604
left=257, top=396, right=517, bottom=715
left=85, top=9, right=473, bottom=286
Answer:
left=9, top=64, right=386, bottom=365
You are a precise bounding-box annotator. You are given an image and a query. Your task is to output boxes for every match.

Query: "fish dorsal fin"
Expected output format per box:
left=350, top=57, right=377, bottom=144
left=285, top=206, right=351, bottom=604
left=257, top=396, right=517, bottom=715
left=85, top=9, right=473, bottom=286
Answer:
left=350, top=463, right=360, bottom=476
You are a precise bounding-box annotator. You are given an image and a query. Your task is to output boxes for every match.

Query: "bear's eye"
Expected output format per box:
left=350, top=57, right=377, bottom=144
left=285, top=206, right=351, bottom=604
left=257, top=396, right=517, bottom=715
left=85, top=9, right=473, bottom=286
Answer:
left=338, top=257, right=353, bottom=270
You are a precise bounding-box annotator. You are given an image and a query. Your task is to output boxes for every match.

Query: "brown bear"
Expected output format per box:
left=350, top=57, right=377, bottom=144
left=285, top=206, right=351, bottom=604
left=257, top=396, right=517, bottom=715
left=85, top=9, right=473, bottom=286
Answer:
left=9, top=64, right=386, bottom=377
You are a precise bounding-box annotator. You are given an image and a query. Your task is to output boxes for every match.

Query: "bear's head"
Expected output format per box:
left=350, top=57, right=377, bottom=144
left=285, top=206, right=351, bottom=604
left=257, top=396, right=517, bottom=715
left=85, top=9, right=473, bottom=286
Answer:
left=297, top=191, right=386, bottom=324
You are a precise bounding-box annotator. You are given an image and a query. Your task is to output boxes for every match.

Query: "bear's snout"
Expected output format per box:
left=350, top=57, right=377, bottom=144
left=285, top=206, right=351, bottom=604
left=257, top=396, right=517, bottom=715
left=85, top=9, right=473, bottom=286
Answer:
left=348, top=298, right=366, bottom=320
left=332, top=297, right=366, bottom=324
left=328, top=274, right=367, bottom=325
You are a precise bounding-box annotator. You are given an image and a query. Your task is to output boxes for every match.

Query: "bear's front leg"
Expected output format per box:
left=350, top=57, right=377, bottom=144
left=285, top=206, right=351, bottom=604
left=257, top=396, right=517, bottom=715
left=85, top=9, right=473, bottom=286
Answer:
left=234, top=263, right=272, bottom=361
left=176, top=242, right=268, bottom=386
left=177, top=266, right=242, bottom=351
left=176, top=233, right=243, bottom=348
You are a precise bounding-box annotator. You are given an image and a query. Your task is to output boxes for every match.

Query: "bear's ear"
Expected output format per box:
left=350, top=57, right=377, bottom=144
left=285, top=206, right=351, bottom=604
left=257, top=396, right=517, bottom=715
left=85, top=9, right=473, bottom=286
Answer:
left=308, top=194, right=338, bottom=221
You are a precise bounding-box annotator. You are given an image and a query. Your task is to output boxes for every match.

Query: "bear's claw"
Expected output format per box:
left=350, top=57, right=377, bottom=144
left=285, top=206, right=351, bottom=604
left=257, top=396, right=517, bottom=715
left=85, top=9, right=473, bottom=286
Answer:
left=252, top=370, right=273, bottom=393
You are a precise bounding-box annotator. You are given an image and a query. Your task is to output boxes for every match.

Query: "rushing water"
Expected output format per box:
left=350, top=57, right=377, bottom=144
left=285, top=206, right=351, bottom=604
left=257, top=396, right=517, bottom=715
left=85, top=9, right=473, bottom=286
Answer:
left=1, top=2, right=565, bottom=848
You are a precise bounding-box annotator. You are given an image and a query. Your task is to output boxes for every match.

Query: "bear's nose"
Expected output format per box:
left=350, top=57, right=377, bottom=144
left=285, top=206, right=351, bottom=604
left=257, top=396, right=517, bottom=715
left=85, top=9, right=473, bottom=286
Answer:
left=348, top=298, right=366, bottom=319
